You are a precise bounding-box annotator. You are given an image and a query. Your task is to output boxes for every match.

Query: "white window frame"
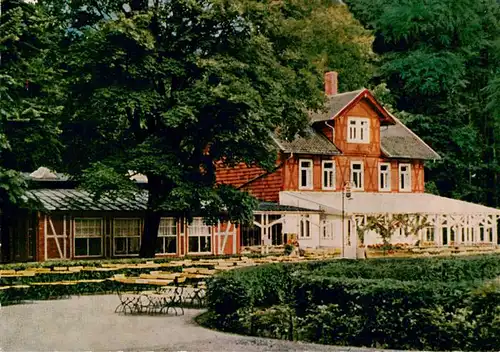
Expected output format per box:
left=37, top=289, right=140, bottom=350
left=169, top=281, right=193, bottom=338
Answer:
left=113, top=218, right=141, bottom=257
left=399, top=163, right=412, bottom=192
left=299, top=216, right=311, bottom=239
left=379, top=162, right=391, bottom=192
left=321, top=160, right=336, bottom=190
left=347, top=117, right=370, bottom=144
left=350, top=161, right=364, bottom=190
left=321, top=220, right=334, bottom=239
left=299, top=159, right=313, bottom=190
left=188, top=218, right=212, bottom=254
left=74, top=218, right=103, bottom=258
left=157, top=217, right=177, bottom=255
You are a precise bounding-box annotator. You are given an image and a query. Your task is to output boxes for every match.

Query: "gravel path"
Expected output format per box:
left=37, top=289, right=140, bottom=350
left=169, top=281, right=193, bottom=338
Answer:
left=0, top=295, right=399, bottom=352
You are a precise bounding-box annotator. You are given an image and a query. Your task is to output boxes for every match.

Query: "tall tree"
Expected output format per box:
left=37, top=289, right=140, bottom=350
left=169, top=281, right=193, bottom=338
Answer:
left=56, top=0, right=334, bottom=257
left=0, top=0, right=63, bottom=260
left=346, top=0, right=500, bottom=206
left=286, top=2, right=374, bottom=91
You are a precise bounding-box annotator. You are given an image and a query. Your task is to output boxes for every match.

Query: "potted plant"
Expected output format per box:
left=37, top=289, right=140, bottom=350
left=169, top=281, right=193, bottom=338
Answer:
left=284, top=237, right=300, bottom=257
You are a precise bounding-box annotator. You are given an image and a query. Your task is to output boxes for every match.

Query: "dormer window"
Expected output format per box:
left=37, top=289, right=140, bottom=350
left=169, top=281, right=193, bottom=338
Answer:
left=347, top=117, right=370, bottom=143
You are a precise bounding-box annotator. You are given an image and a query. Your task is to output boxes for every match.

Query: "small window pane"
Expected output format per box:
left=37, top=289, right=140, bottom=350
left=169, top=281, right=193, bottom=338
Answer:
left=156, top=237, right=164, bottom=253
left=115, top=238, right=127, bottom=254
left=75, top=238, right=87, bottom=257
left=88, top=238, right=101, bottom=256
left=189, top=237, right=199, bottom=252
left=166, top=237, right=177, bottom=253
left=301, top=170, right=308, bottom=186
left=128, top=238, right=140, bottom=254
left=200, top=236, right=210, bottom=252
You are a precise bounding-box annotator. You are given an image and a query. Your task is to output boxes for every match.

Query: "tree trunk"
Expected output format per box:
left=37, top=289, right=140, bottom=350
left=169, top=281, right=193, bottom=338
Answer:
left=0, top=198, right=13, bottom=263
left=140, top=207, right=161, bottom=258
left=139, top=180, right=162, bottom=258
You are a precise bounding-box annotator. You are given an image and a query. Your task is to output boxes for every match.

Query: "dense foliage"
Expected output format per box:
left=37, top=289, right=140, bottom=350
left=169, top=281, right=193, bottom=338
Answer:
left=205, top=255, right=500, bottom=351
left=0, top=0, right=65, bottom=261
left=0, top=0, right=63, bottom=202
left=345, top=0, right=500, bottom=206
left=27, top=0, right=372, bottom=257
left=2, top=0, right=499, bottom=259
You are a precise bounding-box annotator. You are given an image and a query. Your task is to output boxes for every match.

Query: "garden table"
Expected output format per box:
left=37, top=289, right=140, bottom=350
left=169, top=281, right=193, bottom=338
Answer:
left=17, top=271, right=37, bottom=276
left=114, top=291, right=147, bottom=314
left=114, top=285, right=185, bottom=315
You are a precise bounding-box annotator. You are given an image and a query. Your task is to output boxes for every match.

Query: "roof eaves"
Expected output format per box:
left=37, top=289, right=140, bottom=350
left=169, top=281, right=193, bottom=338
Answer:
left=380, top=145, right=393, bottom=158
left=270, top=133, right=285, bottom=151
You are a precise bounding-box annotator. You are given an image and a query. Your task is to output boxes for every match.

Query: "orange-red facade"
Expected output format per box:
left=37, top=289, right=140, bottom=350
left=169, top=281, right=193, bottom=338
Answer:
left=216, top=94, right=426, bottom=199
left=35, top=212, right=239, bottom=261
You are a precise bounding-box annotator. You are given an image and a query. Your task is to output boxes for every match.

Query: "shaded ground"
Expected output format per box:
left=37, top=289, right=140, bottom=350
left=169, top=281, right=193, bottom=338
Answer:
left=0, top=295, right=400, bottom=352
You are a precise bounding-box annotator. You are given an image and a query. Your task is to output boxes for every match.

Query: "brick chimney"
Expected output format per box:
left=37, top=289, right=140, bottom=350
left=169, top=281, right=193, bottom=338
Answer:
left=324, top=71, right=338, bottom=96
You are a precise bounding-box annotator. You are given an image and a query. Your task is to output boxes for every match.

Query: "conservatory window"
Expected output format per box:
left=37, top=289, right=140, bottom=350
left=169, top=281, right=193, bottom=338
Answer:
left=113, top=218, right=141, bottom=256
left=424, top=227, right=435, bottom=242
left=321, top=221, right=334, bottom=239
left=74, top=218, right=103, bottom=257
left=299, top=216, right=311, bottom=239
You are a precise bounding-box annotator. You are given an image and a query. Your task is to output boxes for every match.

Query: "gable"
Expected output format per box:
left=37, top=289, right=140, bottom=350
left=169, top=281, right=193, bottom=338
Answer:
left=309, top=89, right=395, bottom=125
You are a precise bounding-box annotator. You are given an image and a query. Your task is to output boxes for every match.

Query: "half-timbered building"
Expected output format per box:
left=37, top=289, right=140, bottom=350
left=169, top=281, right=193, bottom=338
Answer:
left=217, top=72, right=500, bottom=257
left=2, top=71, right=499, bottom=262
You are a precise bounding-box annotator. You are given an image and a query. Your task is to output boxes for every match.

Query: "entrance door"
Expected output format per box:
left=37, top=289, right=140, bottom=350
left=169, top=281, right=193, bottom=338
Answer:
left=12, top=211, right=37, bottom=262
left=343, top=219, right=357, bottom=259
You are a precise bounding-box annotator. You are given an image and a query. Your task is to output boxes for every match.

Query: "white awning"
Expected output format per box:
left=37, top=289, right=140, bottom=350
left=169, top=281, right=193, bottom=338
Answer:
left=279, top=191, right=500, bottom=216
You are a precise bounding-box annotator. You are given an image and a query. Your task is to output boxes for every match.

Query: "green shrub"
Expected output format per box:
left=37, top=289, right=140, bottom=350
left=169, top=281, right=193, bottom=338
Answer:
left=247, top=305, right=295, bottom=340
left=205, top=255, right=500, bottom=351
left=206, top=275, right=250, bottom=331
left=466, top=280, right=500, bottom=350
left=292, top=275, right=480, bottom=350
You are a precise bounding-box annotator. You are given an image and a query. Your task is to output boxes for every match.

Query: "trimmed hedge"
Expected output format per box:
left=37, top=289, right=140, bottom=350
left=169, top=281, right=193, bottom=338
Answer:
left=205, top=255, right=500, bottom=351
left=0, top=266, right=185, bottom=286
left=294, top=254, right=500, bottom=282
left=0, top=255, right=248, bottom=304
left=0, top=280, right=155, bottom=304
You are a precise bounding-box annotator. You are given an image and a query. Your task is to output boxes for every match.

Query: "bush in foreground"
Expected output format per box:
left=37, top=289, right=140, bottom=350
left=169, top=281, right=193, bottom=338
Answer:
left=205, top=255, right=500, bottom=351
